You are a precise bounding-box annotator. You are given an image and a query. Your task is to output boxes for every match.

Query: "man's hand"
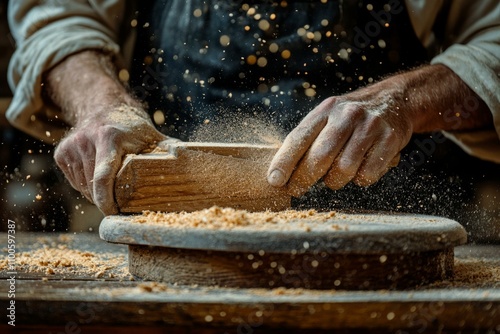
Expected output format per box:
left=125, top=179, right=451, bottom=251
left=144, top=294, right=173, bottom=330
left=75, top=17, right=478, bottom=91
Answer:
left=46, top=50, right=174, bottom=215
left=54, top=104, right=169, bottom=215
left=267, top=64, right=493, bottom=196
left=267, top=89, right=411, bottom=197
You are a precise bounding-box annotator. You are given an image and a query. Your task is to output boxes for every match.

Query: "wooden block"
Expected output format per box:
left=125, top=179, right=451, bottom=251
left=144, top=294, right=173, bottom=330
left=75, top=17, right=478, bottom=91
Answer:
left=115, top=142, right=291, bottom=213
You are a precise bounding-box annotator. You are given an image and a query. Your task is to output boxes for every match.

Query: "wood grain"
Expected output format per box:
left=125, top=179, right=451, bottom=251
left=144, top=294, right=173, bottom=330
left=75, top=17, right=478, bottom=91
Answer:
left=115, top=142, right=291, bottom=213
left=1, top=279, right=499, bottom=333
left=129, top=245, right=455, bottom=290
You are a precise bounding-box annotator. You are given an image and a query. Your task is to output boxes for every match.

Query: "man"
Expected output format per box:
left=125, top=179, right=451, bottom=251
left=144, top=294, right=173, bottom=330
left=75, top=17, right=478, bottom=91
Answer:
left=6, top=0, right=500, bottom=215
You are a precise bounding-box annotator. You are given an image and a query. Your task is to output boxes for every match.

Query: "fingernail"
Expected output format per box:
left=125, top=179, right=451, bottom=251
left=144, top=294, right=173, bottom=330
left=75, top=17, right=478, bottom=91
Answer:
left=268, top=169, right=286, bottom=187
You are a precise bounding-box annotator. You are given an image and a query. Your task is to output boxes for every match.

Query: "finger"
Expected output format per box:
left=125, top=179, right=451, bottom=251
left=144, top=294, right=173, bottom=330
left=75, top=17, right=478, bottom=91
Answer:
left=267, top=119, right=326, bottom=187
left=74, top=136, right=97, bottom=203
left=286, top=118, right=354, bottom=197
left=322, top=154, right=350, bottom=190
left=267, top=100, right=335, bottom=187
left=353, top=138, right=401, bottom=187
left=92, top=145, right=121, bottom=215
left=92, top=125, right=166, bottom=215
left=389, top=154, right=400, bottom=168
left=55, top=143, right=93, bottom=202
left=322, top=126, right=376, bottom=190
left=65, top=158, right=93, bottom=202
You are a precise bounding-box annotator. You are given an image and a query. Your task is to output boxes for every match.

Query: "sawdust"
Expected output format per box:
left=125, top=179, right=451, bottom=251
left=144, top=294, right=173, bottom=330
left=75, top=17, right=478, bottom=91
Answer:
left=119, top=111, right=288, bottom=210
left=424, top=258, right=500, bottom=289
left=137, top=281, right=170, bottom=292
left=0, top=246, right=129, bottom=279
left=107, top=104, right=148, bottom=125
left=132, top=206, right=339, bottom=230
left=0, top=235, right=131, bottom=280
left=269, top=287, right=306, bottom=295
left=191, top=112, right=285, bottom=146
left=133, top=141, right=287, bottom=209
left=185, top=112, right=286, bottom=203
left=185, top=148, right=282, bottom=201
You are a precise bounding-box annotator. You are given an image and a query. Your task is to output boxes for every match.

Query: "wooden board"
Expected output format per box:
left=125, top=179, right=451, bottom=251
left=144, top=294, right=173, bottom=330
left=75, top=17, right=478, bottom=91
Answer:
left=115, top=142, right=291, bottom=213
left=0, top=233, right=499, bottom=333
left=100, top=213, right=467, bottom=289
left=1, top=280, right=499, bottom=333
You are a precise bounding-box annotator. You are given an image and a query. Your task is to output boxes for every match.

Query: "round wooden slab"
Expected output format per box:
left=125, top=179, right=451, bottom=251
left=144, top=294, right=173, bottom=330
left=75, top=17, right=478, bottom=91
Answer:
left=100, top=212, right=467, bottom=290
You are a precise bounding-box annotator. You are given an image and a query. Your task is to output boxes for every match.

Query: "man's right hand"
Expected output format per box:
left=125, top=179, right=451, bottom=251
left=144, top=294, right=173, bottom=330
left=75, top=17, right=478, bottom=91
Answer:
left=54, top=104, right=170, bottom=215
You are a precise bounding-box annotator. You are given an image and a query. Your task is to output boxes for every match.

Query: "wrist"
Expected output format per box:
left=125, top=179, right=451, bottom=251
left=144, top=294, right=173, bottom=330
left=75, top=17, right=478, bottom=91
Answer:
left=78, top=103, right=152, bottom=130
left=45, top=50, right=141, bottom=126
left=378, top=64, right=491, bottom=133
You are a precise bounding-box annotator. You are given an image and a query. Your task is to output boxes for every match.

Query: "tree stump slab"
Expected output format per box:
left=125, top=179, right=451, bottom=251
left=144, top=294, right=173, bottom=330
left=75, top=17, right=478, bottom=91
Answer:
left=100, top=212, right=467, bottom=290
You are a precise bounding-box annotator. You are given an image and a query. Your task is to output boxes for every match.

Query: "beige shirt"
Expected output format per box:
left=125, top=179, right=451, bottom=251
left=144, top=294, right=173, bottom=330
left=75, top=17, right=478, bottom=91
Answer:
left=6, top=0, right=500, bottom=163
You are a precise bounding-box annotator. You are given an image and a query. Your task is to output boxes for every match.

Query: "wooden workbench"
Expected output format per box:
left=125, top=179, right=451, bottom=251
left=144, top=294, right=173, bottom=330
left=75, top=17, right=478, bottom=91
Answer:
left=0, top=232, right=499, bottom=333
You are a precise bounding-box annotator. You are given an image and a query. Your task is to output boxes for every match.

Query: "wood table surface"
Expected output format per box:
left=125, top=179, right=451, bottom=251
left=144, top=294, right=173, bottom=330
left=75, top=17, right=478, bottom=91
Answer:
left=0, top=232, right=499, bottom=334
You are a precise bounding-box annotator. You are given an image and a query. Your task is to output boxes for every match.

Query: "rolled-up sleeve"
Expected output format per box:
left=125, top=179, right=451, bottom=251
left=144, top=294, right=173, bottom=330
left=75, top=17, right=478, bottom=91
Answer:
left=7, top=0, right=126, bottom=143
left=427, top=0, right=500, bottom=163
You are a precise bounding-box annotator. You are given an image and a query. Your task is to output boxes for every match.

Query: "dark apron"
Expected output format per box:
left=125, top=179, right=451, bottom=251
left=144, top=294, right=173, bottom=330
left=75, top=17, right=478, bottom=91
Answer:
left=131, top=0, right=429, bottom=140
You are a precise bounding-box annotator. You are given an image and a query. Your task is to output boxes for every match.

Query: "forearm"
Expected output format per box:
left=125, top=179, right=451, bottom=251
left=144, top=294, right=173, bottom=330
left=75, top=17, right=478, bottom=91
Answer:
left=45, top=50, right=141, bottom=126
left=390, top=64, right=493, bottom=133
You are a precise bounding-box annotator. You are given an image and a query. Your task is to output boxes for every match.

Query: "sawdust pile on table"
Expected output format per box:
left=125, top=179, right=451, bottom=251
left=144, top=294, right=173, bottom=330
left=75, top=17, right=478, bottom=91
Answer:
left=133, top=206, right=340, bottom=230
left=425, top=258, right=500, bottom=289
left=0, top=235, right=131, bottom=280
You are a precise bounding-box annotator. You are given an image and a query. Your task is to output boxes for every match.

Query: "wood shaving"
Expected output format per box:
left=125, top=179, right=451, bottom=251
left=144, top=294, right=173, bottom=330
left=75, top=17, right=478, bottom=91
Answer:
left=137, top=282, right=170, bottom=293
left=132, top=206, right=339, bottom=230
left=424, top=258, right=500, bottom=289
left=0, top=246, right=130, bottom=280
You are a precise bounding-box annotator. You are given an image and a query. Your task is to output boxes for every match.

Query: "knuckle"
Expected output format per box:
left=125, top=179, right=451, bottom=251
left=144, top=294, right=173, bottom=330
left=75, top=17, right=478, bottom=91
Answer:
left=53, top=147, right=66, bottom=165
left=98, top=124, right=121, bottom=141
left=383, top=129, right=398, bottom=143
left=336, top=156, right=360, bottom=177
left=68, top=129, right=93, bottom=150
left=362, top=116, right=385, bottom=136
left=328, top=160, right=356, bottom=179
left=319, top=96, right=338, bottom=110
left=338, top=103, right=365, bottom=120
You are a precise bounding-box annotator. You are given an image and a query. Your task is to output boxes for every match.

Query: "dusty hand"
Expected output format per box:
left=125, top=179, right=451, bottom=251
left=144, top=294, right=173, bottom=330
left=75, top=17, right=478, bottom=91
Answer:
left=54, top=104, right=173, bottom=215
left=267, top=86, right=412, bottom=196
